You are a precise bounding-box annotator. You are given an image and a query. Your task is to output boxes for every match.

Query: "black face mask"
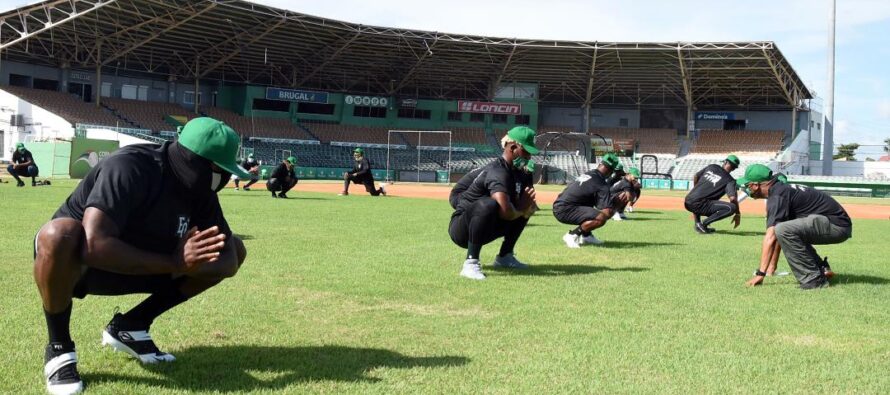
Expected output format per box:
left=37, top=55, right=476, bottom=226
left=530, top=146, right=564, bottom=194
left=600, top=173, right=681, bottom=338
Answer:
left=168, top=142, right=219, bottom=198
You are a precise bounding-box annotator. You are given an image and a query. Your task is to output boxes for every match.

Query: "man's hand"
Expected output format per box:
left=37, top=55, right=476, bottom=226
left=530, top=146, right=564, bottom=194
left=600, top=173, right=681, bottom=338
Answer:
left=174, top=226, right=227, bottom=274
left=746, top=275, right=765, bottom=287
left=732, top=214, right=741, bottom=229
left=518, top=187, right=536, bottom=211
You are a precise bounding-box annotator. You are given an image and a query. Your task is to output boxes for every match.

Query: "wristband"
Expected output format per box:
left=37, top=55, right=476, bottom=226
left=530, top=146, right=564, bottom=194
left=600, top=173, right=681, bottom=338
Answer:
left=754, top=270, right=767, bottom=277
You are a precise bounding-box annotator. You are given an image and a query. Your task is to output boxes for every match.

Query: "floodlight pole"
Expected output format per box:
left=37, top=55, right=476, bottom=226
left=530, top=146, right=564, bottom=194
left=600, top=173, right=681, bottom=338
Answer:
left=822, top=0, right=836, bottom=175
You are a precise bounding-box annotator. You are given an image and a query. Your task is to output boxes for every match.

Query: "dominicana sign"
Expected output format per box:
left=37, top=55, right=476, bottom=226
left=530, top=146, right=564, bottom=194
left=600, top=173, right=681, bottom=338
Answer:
left=695, top=112, right=735, bottom=121
left=457, top=100, right=522, bottom=115
left=266, top=87, right=328, bottom=103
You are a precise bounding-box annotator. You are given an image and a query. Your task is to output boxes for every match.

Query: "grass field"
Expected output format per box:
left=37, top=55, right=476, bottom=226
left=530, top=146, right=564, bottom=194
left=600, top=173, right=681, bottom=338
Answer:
left=2, top=180, right=889, bottom=394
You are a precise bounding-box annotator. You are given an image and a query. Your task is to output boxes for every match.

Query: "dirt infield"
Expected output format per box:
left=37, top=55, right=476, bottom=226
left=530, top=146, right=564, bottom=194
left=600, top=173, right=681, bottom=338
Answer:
left=281, top=181, right=890, bottom=220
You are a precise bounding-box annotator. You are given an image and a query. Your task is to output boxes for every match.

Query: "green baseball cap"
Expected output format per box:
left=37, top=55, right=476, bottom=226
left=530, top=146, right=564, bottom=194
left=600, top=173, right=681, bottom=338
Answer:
left=248, top=153, right=255, bottom=159
left=506, top=126, right=539, bottom=154
left=177, top=117, right=250, bottom=178
left=16, top=142, right=25, bottom=151
left=287, top=156, right=297, bottom=165
left=725, top=154, right=740, bottom=167
left=614, top=163, right=624, bottom=172
left=354, top=147, right=364, bottom=154
left=777, top=173, right=788, bottom=184
left=628, top=167, right=641, bottom=177
left=601, top=153, right=620, bottom=169
left=736, top=164, right=773, bottom=187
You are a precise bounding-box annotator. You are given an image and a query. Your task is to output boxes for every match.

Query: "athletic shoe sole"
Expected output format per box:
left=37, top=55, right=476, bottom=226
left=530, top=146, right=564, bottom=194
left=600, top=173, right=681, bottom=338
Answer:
left=101, top=331, right=175, bottom=364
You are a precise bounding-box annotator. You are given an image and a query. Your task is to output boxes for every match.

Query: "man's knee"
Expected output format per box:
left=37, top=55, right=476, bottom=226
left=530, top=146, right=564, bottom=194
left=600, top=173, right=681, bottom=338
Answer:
left=27, top=165, right=38, bottom=176
left=774, top=222, right=796, bottom=241
left=6, top=164, right=14, bottom=174
left=233, top=236, right=247, bottom=268
left=38, top=218, right=85, bottom=257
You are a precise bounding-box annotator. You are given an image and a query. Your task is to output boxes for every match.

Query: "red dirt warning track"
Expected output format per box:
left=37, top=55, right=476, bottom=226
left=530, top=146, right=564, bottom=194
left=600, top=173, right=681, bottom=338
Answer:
left=279, top=181, right=890, bottom=220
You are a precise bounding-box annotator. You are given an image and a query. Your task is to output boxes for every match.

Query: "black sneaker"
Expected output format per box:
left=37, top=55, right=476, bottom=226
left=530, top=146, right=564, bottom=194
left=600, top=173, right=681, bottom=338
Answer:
left=278, top=193, right=289, bottom=199
left=16, top=180, right=25, bottom=187
left=243, top=187, right=251, bottom=191
left=101, top=313, right=175, bottom=364
left=44, top=342, right=83, bottom=395
left=271, top=191, right=278, bottom=198
left=694, top=223, right=710, bottom=234
left=821, top=257, right=834, bottom=279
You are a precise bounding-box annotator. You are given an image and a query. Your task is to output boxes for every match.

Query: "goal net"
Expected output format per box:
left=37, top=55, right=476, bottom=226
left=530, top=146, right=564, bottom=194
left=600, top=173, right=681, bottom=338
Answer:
left=386, top=130, right=453, bottom=183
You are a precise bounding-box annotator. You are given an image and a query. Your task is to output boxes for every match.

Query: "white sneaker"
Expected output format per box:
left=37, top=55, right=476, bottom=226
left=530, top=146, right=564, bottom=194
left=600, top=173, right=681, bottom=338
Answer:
left=612, top=212, right=623, bottom=221
left=563, top=233, right=582, bottom=249
left=459, top=259, right=485, bottom=280
left=379, top=183, right=387, bottom=196
left=581, top=234, right=604, bottom=245
left=627, top=206, right=634, bottom=213
left=493, top=253, right=528, bottom=269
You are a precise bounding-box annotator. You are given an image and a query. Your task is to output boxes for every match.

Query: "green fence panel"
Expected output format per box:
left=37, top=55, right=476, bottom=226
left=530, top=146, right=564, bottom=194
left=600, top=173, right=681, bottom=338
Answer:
left=25, top=141, right=71, bottom=178
left=436, top=170, right=449, bottom=183
left=69, top=138, right=119, bottom=179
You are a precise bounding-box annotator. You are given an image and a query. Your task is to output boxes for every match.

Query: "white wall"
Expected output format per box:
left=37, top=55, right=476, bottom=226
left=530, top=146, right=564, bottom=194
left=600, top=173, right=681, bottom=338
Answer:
left=808, top=160, right=890, bottom=178
left=84, top=127, right=154, bottom=147
left=0, top=89, right=74, bottom=161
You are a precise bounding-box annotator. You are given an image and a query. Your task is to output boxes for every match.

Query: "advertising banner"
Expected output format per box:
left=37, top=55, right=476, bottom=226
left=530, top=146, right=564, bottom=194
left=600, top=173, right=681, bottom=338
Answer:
left=345, top=95, right=389, bottom=107
left=69, top=137, right=119, bottom=179
left=695, top=112, right=735, bottom=121
left=265, top=87, right=328, bottom=103
left=457, top=100, right=522, bottom=115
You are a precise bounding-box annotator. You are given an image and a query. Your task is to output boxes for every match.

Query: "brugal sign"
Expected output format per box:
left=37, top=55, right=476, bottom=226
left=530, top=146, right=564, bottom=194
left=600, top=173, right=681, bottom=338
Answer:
left=695, top=112, right=735, bottom=121
left=265, top=87, right=328, bottom=103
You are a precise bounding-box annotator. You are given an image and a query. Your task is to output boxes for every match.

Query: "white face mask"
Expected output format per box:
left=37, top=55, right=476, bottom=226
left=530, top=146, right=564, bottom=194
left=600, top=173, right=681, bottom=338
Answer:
left=210, top=171, right=228, bottom=192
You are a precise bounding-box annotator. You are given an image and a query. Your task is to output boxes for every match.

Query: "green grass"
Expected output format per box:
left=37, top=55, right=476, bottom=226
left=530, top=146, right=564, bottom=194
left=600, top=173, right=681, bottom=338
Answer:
left=2, top=180, right=889, bottom=394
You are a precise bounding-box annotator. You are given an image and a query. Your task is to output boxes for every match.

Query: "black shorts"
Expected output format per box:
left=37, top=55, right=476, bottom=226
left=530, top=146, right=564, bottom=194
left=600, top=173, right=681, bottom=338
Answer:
left=34, top=230, right=177, bottom=299
left=552, top=201, right=601, bottom=225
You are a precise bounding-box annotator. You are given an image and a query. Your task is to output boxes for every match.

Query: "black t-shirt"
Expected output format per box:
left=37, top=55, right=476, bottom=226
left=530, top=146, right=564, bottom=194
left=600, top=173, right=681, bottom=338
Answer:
left=685, top=164, right=737, bottom=205
left=454, top=157, right=528, bottom=216
left=352, top=157, right=371, bottom=176
left=12, top=149, right=34, bottom=165
left=450, top=168, right=483, bottom=209
left=242, top=159, right=259, bottom=171
left=554, top=169, right=613, bottom=209
left=271, top=162, right=295, bottom=180
left=766, top=182, right=852, bottom=228
left=53, top=143, right=232, bottom=255
left=610, top=177, right=640, bottom=199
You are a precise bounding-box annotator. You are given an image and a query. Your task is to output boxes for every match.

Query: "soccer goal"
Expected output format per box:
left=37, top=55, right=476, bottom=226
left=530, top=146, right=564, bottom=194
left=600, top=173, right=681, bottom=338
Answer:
left=386, top=130, right=452, bottom=183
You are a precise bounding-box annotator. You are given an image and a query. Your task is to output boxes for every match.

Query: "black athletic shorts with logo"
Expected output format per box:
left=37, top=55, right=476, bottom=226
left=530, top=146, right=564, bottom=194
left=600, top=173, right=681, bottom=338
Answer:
left=33, top=231, right=177, bottom=299
left=552, top=201, right=602, bottom=225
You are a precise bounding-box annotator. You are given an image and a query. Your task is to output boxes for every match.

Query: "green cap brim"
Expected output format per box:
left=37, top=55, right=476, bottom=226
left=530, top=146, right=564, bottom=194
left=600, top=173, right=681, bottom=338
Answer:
left=521, top=143, right=539, bottom=155
left=219, top=161, right=250, bottom=179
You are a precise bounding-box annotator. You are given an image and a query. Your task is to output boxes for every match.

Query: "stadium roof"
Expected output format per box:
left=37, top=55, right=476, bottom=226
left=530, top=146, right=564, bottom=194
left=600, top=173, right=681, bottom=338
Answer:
left=0, top=0, right=812, bottom=110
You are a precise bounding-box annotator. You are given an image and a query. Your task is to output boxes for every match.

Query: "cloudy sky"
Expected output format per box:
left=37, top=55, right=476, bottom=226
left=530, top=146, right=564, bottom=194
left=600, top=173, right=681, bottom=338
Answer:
left=2, top=0, right=888, bottom=156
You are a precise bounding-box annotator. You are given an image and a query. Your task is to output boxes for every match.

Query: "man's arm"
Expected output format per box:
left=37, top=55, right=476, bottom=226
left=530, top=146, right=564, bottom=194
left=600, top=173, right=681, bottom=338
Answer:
left=746, top=226, right=777, bottom=286
left=491, top=191, right=533, bottom=221
left=81, top=207, right=225, bottom=275
left=353, top=159, right=370, bottom=177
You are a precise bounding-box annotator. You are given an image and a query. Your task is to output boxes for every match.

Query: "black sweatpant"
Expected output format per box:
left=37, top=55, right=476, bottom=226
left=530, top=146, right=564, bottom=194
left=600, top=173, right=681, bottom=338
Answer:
left=267, top=177, right=297, bottom=194
left=448, top=197, right=529, bottom=255
left=345, top=173, right=381, bottom=196
left=685, top=200, right=735, bottom=226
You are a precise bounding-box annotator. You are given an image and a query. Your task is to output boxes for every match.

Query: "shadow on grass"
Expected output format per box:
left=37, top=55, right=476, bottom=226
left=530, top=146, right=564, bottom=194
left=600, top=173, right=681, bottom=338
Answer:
left=598, top=241, right=681, bottom=248
left=718, top=230, right=764, bottom=236
left=618, top=217, right=669, bottom=222
left=492, top=264, right=649, bottom=277
left=628, top=210, right=663, bottom=215
left=233, top=234, right=254, bottom=240
left=832, top=273, right=890, bottom=285
left=84, top=345, right=469, bottom=392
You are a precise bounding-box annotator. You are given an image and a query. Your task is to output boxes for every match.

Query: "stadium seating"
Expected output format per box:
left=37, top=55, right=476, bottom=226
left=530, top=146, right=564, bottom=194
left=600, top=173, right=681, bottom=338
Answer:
left=589, top=128, right=680, bottom=155
left=103, top=98, right=195, bottom=133
left=672, top=154, right=773, bottom=181
left=206, top=107, right=316, bottom=141
left=2, top=85, right=122, bottom=126
left=691, top=129, right=784, bottom=155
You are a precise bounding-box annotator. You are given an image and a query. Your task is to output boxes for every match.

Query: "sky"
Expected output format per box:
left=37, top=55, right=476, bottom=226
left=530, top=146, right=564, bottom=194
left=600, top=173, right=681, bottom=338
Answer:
left=2, top=0, right=888, bottom=157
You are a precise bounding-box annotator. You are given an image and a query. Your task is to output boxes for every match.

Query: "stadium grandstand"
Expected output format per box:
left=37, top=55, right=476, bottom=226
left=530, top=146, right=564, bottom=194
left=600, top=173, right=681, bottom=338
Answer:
left=9, top=0, right=880, bottom=191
